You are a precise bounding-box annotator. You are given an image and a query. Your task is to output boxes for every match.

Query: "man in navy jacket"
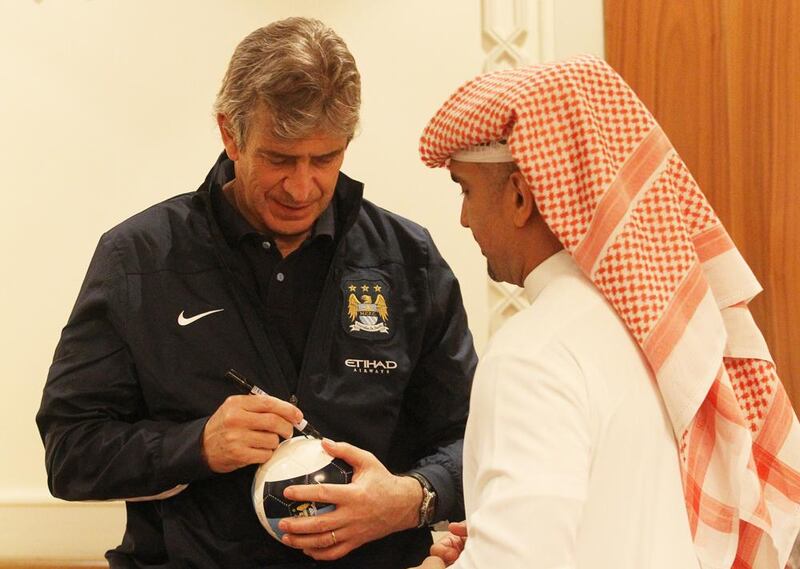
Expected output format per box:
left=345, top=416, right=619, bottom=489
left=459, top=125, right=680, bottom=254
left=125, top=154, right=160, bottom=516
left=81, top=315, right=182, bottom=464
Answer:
left=37, top=17, right=476, bottom=569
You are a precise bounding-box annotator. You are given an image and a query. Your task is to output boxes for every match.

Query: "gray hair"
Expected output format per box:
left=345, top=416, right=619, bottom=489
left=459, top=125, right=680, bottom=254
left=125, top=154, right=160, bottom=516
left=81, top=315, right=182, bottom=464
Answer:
left=214, top=17, right=361, bottom=147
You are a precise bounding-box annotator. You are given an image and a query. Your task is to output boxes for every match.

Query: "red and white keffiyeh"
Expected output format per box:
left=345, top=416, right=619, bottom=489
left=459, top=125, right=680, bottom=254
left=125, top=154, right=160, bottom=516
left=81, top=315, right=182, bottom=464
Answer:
left=420, top=55, right=800, bottom=568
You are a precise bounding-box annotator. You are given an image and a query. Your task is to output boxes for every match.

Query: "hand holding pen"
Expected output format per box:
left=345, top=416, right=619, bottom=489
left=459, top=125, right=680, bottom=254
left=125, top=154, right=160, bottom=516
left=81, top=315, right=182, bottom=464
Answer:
left=224, top=369, right=323, bottom=439
left=200, top=369, right=309, bottom=473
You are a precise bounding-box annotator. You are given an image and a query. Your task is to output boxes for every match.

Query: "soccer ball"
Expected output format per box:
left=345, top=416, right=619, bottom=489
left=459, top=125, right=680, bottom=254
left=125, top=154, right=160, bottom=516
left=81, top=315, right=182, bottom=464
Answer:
left=252, top=436, right=353, bottom=542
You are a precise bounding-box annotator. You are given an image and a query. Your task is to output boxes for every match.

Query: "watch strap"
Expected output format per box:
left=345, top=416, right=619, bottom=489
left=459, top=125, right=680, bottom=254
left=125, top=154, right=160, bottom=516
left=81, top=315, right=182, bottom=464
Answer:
left=402, top=472, right=437, bottom=528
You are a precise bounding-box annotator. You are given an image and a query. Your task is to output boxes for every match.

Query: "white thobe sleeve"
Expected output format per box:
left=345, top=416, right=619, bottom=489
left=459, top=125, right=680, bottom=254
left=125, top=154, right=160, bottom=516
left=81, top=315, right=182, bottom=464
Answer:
left=453, top=339, right=593, bottom=568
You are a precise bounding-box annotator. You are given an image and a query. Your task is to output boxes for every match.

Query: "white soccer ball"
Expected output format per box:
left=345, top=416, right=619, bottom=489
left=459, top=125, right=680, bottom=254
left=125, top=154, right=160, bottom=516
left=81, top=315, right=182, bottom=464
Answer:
left=252, top=436, right=353, bottom=542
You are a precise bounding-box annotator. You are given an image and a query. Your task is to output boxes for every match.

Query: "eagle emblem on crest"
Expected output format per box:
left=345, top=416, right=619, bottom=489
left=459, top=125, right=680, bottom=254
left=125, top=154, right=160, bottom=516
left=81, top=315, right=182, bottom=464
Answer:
left=345, top=282, right=390, bottom=334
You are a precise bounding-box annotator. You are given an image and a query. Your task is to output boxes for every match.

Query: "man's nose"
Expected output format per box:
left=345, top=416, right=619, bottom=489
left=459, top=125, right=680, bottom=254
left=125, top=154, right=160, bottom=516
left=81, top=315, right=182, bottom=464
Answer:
left=460, top=200, right=469, bottom=228
left=283, top=162, right=314, bottom=203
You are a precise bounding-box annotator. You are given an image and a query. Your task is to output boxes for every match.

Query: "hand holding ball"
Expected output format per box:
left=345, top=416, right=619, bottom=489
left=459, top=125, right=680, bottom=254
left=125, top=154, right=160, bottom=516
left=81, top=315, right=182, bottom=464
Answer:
left=252, top=437, right=352, bottom=541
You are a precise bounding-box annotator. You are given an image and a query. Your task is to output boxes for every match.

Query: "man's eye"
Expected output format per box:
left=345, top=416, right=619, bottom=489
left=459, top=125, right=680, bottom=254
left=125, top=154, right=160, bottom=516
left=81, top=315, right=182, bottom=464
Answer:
left=262, top=155, right=289, bottom=165
left=313, top=155, right=336, bottom=166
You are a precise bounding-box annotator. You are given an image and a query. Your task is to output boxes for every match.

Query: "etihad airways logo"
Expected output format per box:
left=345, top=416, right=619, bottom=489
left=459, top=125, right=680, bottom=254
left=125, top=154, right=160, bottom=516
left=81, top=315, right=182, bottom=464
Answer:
left=345, top=358, right=398, bottom=375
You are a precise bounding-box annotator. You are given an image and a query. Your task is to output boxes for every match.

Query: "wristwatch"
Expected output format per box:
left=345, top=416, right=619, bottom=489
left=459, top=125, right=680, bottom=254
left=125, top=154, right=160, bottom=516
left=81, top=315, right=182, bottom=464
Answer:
left=403, top=472, right=437, bottom=528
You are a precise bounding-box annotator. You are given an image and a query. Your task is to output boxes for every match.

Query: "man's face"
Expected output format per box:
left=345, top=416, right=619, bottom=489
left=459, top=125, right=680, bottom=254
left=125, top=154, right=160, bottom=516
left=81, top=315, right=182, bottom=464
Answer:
left=219, top=106, right=348, bottom=253
left=449, top=160, right=515, bottom=283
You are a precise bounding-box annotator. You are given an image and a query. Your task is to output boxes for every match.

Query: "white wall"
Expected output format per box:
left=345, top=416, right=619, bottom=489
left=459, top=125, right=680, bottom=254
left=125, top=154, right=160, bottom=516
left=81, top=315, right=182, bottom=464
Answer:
left=0, top=0, right=602, bottom=559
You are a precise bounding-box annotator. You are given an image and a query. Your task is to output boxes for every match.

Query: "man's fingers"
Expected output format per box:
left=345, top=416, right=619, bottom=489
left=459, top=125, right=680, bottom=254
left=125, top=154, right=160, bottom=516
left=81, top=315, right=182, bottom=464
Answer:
left=448, top=521, right=468, bottom=537
left=239, top=394, right=303, bottom=424
left=431, top=535, right=463, bottom=553
left=240, top=430, right=280, bottom=451
left=418, top=557, right=447, bottom=569
left=204, top=394, right=303, bottom=472
left=281, top=524, right=345, bottom=550
left=320, top=439, right=374, bottom=470
left=429, top=542, right=450, bottom=558
left=429, top=545, right=461, bottom=565
left=303, top=543, right=352, bottom=562
left=430, top=532, right=466, bottom=565
left=241, top=447, right=274, bottom=465
left=279, top=519, right=359, bottom=561
left=282, top=484, right=350, bottom=514
left=244, top=411, right=294, bottom=440
left=219, top=409, right=294, bottom=440
left=279, top=508, right=344, bottom=535
left=291, top=527, right=357, bottom=562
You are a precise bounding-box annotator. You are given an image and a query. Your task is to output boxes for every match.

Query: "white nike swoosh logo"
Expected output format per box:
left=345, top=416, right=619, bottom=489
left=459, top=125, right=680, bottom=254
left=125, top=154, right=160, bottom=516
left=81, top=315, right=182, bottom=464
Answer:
left=177, top=309, right=224, bottom=326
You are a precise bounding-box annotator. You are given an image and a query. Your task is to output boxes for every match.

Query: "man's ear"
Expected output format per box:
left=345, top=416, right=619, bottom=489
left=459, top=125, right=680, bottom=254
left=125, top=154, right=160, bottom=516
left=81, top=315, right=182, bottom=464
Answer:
left=216, top=113, right=240, bottom=161
left=508, top=170, right=536, bottom=228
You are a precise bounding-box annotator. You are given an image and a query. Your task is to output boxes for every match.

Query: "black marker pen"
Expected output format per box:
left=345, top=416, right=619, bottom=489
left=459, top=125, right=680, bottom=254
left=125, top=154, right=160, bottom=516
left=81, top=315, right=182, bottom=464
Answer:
left=224, top=368, right=323, bottom=439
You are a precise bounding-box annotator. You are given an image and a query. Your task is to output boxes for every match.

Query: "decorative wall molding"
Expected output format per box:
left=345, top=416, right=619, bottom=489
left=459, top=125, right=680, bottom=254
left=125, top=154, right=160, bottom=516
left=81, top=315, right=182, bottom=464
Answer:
left=488, top=282, right=530, bottom=337
left=481, top=0, right=529, bottom=71
left=0, top=487, right=119, bottom=507
left=481, top=0, right=557, bottom=337
left=535, top=0, right=556, bottom=63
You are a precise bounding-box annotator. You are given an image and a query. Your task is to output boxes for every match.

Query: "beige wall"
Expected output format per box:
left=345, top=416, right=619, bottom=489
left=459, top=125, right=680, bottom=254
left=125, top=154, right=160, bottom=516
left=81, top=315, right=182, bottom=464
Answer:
left=0, top=0, right=602, bottom=559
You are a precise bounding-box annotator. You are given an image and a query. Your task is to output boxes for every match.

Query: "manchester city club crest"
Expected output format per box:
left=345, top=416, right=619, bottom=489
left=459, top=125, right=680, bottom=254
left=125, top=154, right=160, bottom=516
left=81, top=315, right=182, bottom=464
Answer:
left=342, top=279, right=392, bottom=339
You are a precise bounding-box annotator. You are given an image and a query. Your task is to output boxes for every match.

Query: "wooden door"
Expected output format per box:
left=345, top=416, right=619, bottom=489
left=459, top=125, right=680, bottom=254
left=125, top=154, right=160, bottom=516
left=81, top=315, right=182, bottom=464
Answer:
left=604, top=0, right=800, bottom=413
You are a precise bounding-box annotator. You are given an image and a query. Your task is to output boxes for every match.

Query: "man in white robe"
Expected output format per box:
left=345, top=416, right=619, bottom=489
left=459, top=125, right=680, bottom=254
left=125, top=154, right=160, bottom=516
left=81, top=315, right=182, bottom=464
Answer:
left=412, top=56, right=800, bottom=569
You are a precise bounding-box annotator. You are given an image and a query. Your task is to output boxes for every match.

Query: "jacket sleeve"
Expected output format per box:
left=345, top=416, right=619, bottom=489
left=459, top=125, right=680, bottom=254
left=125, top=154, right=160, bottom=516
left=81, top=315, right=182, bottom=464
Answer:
left=36, top=233, right=213, bottom=501
left=401, top=232, right=477, bottom=523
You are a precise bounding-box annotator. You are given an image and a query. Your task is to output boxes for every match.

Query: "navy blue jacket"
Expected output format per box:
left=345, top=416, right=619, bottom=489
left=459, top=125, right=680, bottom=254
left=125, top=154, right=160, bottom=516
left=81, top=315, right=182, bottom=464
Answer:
left=37, top=154, right=477, bottom=568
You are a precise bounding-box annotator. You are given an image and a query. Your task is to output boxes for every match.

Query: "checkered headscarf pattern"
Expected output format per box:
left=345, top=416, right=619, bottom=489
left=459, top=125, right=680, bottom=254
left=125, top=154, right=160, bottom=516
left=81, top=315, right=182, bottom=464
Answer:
left=420, top=55, right=800, bottom=568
